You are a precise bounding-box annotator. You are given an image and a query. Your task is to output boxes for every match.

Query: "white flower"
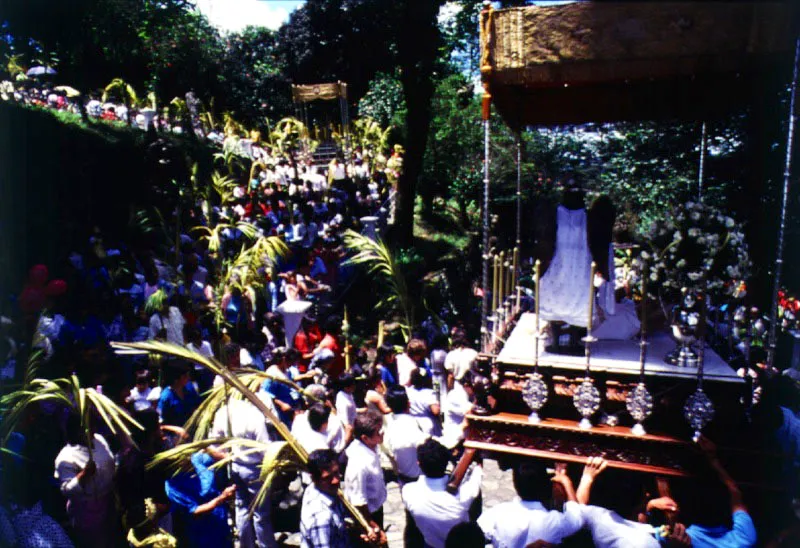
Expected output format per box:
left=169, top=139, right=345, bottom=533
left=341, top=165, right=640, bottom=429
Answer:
left=725, top=217, right=735, bottom=228
left=697, top=236, right=706, bottom=245
left=727, top=266, right=740, bottom=278
left=676, top=259, right=687, bottom=269
left=641, top=250, right=651, bottom=260
left=687, top=272, right=702, bottom=281
left=650, top=272, right=658, bottom=282
left=691, top=212, right=701, bottom=221
left=688, top=228, right=700, bottom=238
left=673, top=231, right=683, bottom=242
left=686, top=201, right=695, bottom=209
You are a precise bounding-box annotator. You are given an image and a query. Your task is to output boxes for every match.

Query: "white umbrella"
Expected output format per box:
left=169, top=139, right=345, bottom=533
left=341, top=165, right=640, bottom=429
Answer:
left=26, top=66, right=57, bottom=77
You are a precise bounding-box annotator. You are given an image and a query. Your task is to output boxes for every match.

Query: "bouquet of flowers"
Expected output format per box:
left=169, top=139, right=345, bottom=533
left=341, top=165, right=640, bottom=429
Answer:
left=778, top=289, right=800, bottom=332
left=640, top=201, right=750, bottom=309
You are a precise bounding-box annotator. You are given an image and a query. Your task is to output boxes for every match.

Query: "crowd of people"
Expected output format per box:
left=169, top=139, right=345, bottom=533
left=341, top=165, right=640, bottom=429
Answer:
left=1, top=79, right=797, bottom=548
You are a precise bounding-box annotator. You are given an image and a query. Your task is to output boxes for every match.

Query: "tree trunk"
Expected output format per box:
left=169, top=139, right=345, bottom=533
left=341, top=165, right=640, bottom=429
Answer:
left=392, top=1, right=442, bottom=247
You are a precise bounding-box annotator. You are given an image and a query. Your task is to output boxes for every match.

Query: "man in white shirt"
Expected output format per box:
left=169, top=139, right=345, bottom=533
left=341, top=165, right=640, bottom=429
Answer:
left=478, top=461, right=583, bottom=547
left=397, top=338, right=427, bottom=386
left=402, top=438, right=483, bottom=548
left=209, top=397, right=276, bottom=548
left=334, top=372, right=357, bottom=444
left=385, top=386, right=429, bottom=484
left=292, top=403, right=331, bottom=455
left=444, top=330, right=478, bottom=391
left=576, top=456, right=665, bottom=548
left=147, top=302, right=185, bottom=345
left=442, top=371, right=476, bottom=448
left=343, top=410, right=387, bottom=531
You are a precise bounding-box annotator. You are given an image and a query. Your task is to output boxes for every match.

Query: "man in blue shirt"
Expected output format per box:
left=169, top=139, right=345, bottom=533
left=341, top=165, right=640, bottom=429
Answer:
left=670, top=436, right=757, bottom=548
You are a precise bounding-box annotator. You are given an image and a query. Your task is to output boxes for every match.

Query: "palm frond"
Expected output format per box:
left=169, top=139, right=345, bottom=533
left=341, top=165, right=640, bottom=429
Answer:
left=111, top=341, right=373, bottom=534
left=144, top=289, right=168, bottom=315
left=342, top=229, right=412, bottom=340
left=185, top=370, right=313, bottom=441
left=103, top=78, right=138, bottom=105
left=250, top=441, right=304, bottom=517
left=0, top=374, right=142, bottom=450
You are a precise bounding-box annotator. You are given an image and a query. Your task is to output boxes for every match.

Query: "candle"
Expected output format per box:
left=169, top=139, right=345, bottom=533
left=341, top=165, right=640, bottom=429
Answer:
left=492, top=254, right=499, bottom=312
left=534, top=259, right=541, bottom=367
left=498, top=251, right=506, bottom=306
left=513, top=248, right=520, bottom=310
left=343, top=307, right=350, bottom=371
left=641, top=260, right=648, bottom=338
left=639, top=260, right=648, bottom=381
left=587, top=261, right=597, bottom=334
left=377, top=320, right=385, bottom=348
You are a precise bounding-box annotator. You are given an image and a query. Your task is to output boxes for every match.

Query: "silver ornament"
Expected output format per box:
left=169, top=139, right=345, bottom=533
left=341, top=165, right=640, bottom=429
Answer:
left=523, top=373, right=548, bottom=423
left=626, top=383, right=654, bottom=435
left=684, top=389, right=715, bottom=442
left=573, top=380, right=600, bottom=429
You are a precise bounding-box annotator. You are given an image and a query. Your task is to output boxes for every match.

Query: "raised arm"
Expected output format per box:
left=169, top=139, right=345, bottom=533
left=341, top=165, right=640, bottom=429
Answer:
left=698, top=435, right=746, bottom=513
left=576, top=456, right=607, bottom=505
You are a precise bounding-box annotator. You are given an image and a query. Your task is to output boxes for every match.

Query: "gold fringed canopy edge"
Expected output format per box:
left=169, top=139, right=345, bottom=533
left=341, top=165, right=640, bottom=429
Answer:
left=291, top=82, right=348, bottom=103
left=479, top=2, right=800, bottom=128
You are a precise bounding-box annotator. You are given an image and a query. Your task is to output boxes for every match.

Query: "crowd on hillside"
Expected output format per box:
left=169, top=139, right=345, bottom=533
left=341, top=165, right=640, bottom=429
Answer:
left=2, top=82, right=799, bottom=548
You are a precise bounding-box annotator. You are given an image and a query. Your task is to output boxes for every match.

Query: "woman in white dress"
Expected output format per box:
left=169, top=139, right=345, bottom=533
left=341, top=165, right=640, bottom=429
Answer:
left=276, top=271, right=312, bottom=347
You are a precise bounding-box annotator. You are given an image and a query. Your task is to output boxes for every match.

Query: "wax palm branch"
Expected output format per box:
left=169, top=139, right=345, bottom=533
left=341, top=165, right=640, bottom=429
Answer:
left=234, top=236, right=289, bottom=278
left=144, top=288, right=169, bottom=316
left=208, top=170, right=239, bottom=205
left=191, top=221, right=260, bottom=254
left=148, top=436, right=304, bottom=520
left=6, top=54, right=26, bottom=79
left=102, top=78, right=139, bottom=125
left=0, top=374, right=142, bottom=453
left=184, top=369, right=313, bottom=442
left=103, top=78, right=139, bottom=106
left=110, top=341, right=374, bottom=534
left=223, top=112, right=248, bottom=138
left=269, top=117, right=307, bottom=156
left=213, top=148, right=247, bottom=177
left=342, top=229, right=413, bottom=341
left=129, top=207, right=171, bottom=250
left=352, top=118, right=392, bottom=154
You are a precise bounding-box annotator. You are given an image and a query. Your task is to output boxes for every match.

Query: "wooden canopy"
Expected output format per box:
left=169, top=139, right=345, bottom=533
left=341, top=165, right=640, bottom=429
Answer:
left=480, top=2, right=799, bottom=127
left=291, top=82, right=348, bottom=104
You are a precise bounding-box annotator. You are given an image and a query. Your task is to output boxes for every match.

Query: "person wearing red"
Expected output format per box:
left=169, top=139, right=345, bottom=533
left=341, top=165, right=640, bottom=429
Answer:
left=294, top=316, right=323, bottom=372
left=317, top=316, right=345, bottom=380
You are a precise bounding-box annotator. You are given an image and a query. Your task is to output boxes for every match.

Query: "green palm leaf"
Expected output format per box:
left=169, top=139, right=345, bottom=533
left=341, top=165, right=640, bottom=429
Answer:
left=110, top=341, right=374, bottom=534
left=343, top=229, right=413, bottom=340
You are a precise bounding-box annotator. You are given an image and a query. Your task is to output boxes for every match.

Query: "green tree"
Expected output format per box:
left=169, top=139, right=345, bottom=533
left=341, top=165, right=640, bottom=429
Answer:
left=218, top=26, right=292, bottom=125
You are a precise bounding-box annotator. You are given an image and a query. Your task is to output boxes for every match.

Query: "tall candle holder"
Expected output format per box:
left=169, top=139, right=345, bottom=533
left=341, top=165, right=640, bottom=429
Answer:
left=627, top=260, right=653, bottom=436
left=574, top=262, right=600, bottom=430
left=684, top=288, right=714, bottom=442
left=524, top=260, right=548, bottom=423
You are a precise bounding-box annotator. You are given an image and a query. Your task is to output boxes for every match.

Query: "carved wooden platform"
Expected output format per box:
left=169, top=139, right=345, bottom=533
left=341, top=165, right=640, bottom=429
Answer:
left=465, top=413, right=695, bottom=477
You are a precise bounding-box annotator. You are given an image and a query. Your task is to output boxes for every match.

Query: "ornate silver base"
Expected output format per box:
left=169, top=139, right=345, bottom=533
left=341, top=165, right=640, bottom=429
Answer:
left=665, top=342, right=699, bottom=367
left=578, top=417, right=593, bottom=430
left=631, top=423, right=646, bottom=436
left=528, top=411, right=541, bottom=424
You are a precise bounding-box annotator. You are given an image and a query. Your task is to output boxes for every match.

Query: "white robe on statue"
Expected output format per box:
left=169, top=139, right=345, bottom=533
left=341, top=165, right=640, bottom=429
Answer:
left=539, top=206, right=595, bottom=327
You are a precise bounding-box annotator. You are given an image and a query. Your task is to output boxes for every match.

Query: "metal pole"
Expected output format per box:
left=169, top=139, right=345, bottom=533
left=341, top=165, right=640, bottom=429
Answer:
left=516, top=133, right=522, bottom=247
left=767, top=36, right=800, bottom=370
left=698, top=121, right=707, bottom=200
left=480, top=93, right=491, bottom=351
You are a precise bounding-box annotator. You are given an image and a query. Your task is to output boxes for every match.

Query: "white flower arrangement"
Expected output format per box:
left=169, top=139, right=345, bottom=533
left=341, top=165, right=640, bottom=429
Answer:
left=639, top=201, right=751, bottom=305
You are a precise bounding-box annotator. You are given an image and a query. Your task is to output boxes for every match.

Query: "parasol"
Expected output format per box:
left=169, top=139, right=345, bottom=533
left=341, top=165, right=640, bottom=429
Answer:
left=54, top=85, right=80, bottom=97
left=25, top=66, right=56, bottom=77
